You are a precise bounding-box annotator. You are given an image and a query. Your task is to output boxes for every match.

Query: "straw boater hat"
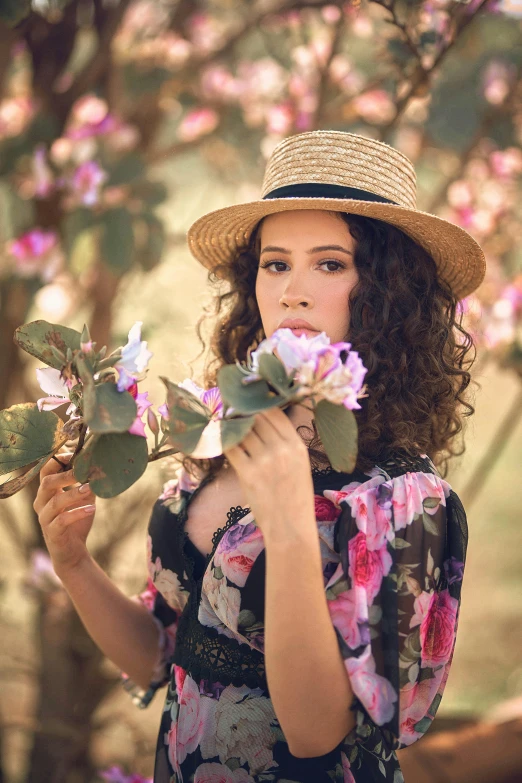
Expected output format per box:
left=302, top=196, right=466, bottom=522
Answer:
left=187, top=129, right=486, bottom=300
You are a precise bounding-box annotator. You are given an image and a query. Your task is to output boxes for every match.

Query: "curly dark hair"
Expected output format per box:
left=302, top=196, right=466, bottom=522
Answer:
left=178, top=210, right=476, bottom=483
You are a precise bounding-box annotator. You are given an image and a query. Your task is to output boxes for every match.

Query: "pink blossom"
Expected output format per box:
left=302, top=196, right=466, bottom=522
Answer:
left=328, top=586, right=365, bottom=649
left=33, top=145, right=54, bottom=198
left=340, top=751, right=357, bottom=782
left=348, top=531, right=393, bottom=605
left=353, top=89, right=396, bottom=124
left=128, top=391, right=154, bottom=437
left=8, top=229, right=63, bottom=282
left=246, top=328, right=367, bottom=411
left=0, top=97, right=34, bottom=140
left=26, top=550, right=63, bottom=592
left=70, top=160, right=107, bottom=206
left=419, top=588, right=459, bottom=668
left=99, top=766, right=152, bottom=783
left=177, top=108, right=220, bottom=142
left=346, top=645, right=398, bottom=725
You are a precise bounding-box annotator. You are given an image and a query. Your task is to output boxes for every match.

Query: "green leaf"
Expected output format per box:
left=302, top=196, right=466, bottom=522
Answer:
left=63, top=207, right=95, bottom=258
left=423, top=496, right=441, bottom=509
left=72, top=432, right=149, bottom=498
left=106, top=153, right=146, bottom=187
left=164, top=405, right=208, bottom=454
left=220, top=416, right=256, bottom=450
left=160, top=377, right=211, bottom=419
left=422, top=511, right=440, bottom=536
left=100, top=207, right=135, bottom=273
left=0, top=404, right=67, bottom=476
left=84, top=382, right=137, bottom=433
left=135, top=212, right=165, bottom=271
left=391, top=536, right=411, bottom=549
left=14, top=320, right=82, bottom=370
left=428, top=692, right=443, bottom=716
left=314, top=399, right=358, bottom=472
left=217, top=365, right=283, bottom=414
left=413, top=716, right=432, bottom=734
left=257, top=354, right=293, bottom=396
left=159, top=377, right=212, bottom=454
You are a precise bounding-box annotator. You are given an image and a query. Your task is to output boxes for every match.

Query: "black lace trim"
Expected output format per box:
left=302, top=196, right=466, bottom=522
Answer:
left=172, top=613, right=267, bottom=689
left=375, top=452, right=437, bottom=479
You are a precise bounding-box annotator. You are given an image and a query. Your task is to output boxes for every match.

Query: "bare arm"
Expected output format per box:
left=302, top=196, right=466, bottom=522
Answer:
left=34, top=450, right=162, bottom=692
left=264, top=520, right=356, bottom=758
left=57, top=556, right=162, bottom=691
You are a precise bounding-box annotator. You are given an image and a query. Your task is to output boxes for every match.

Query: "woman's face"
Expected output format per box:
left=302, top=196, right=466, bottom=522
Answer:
left=255, top=209, right=359, bottom=343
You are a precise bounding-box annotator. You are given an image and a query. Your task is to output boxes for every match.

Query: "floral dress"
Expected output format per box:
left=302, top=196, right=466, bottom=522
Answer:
left=121, top=453, right=468, bottom=783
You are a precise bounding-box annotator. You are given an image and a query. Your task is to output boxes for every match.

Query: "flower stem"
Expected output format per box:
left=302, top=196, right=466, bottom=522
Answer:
left=148, top=447, right=180, bottom=462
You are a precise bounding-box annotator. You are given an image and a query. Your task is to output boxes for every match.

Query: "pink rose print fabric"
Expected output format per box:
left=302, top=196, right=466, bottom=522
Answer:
left=121, top=456, right=468, bottom=783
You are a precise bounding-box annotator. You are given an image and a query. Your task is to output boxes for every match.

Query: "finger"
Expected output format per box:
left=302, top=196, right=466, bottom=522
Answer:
left=47, top=504, right=96, bottom=534
left=38, top=481, right=94, bottom=527
left=40, top=449, right=74, bottom=479
left=36, top=463, right=82, bottom=506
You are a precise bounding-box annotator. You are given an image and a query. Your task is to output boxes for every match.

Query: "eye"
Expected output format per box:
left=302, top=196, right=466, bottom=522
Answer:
left=259, top=259, right=347, bottom=274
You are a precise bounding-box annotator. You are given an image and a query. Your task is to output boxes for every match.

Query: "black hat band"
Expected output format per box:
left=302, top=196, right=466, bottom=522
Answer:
left=262, top=182, right=399, bottom=205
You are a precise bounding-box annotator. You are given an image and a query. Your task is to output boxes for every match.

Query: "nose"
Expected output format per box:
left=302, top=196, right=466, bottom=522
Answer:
left=279, top=279, right=314, bottom=309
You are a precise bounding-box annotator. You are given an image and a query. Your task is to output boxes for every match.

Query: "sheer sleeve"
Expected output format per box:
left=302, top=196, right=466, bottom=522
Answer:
left=325, top=469, right=468, bottom=757
left=121, top=498, right=184, bottom=709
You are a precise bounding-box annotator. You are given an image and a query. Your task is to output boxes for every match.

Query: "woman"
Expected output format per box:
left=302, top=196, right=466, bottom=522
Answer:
left=34, top=130, right=485, bottom=782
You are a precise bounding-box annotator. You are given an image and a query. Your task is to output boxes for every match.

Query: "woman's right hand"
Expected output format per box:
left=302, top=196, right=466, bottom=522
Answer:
left=34, top=448, right=97, bottom=577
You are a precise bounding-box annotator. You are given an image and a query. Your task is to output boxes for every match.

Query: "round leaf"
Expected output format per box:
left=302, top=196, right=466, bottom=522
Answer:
left=84, top=382, right=137, bottom=433
left=73, top=432, right=149, bottom=498
left=14, top=320, right=82, bottom=370
left=217, top=365, right=283, bottom=414
left=314, top=400, right=358, bottom=473
left=0, top=403, right=67, bottom=476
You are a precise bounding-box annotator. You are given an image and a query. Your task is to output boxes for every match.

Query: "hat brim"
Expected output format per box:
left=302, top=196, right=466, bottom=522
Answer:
left=186, top=197, right=486, bottom=300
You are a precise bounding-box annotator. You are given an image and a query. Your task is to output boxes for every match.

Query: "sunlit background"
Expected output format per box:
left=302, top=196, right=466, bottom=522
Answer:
left=0, top=1, right=521, bottom=782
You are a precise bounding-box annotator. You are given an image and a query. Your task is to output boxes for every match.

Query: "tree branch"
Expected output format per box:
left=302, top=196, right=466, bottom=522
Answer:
left=61, top=0, right=132, bottom=106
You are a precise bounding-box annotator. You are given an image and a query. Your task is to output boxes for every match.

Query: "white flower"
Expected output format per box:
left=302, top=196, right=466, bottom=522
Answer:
left=115, top=321, right=153, bottom=391
left=36, top=367, right=77, bottom=414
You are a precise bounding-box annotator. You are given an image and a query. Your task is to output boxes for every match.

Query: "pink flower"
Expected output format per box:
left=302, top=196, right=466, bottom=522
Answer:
left=391, top=473, right=447, bottom=531
left=70, top=160, right=107, bottom=206
left=419, top=588, right=459, bottom=668
left=348, top=532, right=392, bottom=605
left=99, top=767, right=152, bottom=783
left=346, top=645, right=398, bottom=725
left=314, top=494, right=339, bottom=522
left=399, top=666, right=446, bottom=745
left=177, top=108, right=219, bottom=142
left=33, top=145, right=54, bottom=198
left=340, top=752, right=356, bottom=782
left=8, top=229, right=63, bottom=282
left=246, top=329, right=367, bottom=410
left=348, top=483, right=394, bottom=551
left=176, top=675, right=212, bottom=764
left=328, top=587, right=365, bottom=649
left=128, top=390, right=153, bottom=437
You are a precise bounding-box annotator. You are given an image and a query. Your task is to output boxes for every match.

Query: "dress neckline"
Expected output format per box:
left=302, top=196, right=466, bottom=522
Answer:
left=179, top=463, right=337, bottom=586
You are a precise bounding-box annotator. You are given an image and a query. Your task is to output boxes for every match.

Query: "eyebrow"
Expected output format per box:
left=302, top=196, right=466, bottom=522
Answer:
left=260, top=244, right=353, bottom=256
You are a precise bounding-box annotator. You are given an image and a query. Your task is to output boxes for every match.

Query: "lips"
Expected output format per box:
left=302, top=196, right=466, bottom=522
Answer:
left=279, top=319, right=318, bottom=330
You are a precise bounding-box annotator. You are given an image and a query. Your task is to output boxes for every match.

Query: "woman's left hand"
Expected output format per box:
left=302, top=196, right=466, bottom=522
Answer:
left=222, top=407, right=316, bottom=539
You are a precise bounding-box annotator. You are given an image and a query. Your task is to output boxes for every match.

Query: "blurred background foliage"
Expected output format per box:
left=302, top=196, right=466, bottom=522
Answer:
left=0, top=0, right=521, bottom=781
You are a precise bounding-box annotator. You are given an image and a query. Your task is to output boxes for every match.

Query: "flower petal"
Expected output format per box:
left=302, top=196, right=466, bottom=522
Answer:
left=35, top=367, right=69, bottom=397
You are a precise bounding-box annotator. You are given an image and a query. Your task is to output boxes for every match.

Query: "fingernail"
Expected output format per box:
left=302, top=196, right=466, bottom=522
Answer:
left=82, top=504, right=96, bottom=514
left=79, top=483, right=90, bottom=493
